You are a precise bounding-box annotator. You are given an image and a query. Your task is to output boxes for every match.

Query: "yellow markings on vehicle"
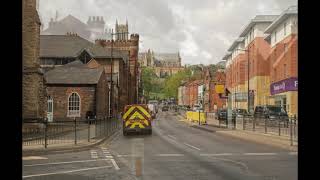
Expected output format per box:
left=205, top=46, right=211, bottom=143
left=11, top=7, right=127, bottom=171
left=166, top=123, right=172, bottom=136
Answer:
left=129, top=122, right=145, bottom=128
left=125, top=120, right=131, bottom=127
left=137, top=106, right=151, bottom=118
left=129, top=111, right=145, bottom=120
left=123, top=106, right=136, bottom=120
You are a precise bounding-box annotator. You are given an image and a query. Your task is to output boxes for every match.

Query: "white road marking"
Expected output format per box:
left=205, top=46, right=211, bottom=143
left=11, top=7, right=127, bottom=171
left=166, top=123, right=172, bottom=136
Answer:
left=244, top=153, right=277, bottom=156
left=155, top=154, right=184, bottom=157
left=184, top=143, right=201, bottom=151
left=110, top=159, right=120, bottom=170
left=117, top=154, right=139, bottom=157
left=168, top=135, right=177, bottom=140
left=23, top=165, right=112, bottom=178
left=105, top=155, right=113, bottom=158
left=90, top=150, right=99, bottom=158
left=289, top=152, right=298, bottom=155
left=23, top=159, right=109, bottom=167
left=200, top=153, right=233, bottom=156
left=23, top=156, right=48, bottom=160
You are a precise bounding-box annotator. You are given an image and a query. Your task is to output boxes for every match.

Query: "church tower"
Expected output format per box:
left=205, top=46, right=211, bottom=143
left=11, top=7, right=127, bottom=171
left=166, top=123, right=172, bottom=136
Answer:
left=115, top=19, right=129, bottom=40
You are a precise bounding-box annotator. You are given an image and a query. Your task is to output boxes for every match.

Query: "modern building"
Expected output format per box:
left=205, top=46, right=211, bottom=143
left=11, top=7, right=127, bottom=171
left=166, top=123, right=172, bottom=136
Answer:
left=264, top=5, right=298, bottom=116
left=225, top=15, right=278, bottom=113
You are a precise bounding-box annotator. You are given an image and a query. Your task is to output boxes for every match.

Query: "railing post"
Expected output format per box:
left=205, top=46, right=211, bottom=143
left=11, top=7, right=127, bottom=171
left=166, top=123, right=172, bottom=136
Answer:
left=44, top=118, right=48, bottom=149
left=88, top=117, right=90, bottom=142
left=290, top=118, right=293, bottom=146
left=74, top=117, right=77, bottom=145
left=278, top=119, right=281, bottom=136
left=242, top=115, right=245, bottom=130
left=253, top=116, right=255, bottom=132
left=264, top=118, right=267, bottom=134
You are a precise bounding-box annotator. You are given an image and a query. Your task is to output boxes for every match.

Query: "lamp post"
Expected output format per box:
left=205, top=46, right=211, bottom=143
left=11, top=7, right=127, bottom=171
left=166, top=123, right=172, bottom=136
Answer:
left=236, top=48, right=250, bottom=114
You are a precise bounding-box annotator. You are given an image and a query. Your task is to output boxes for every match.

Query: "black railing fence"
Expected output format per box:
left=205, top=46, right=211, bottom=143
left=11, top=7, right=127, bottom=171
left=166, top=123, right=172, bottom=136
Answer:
left=23, top=117, right=121, bottom=148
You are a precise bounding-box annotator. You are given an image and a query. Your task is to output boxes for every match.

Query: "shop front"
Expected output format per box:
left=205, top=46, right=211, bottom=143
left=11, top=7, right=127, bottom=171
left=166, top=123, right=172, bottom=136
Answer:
left=270, top=77, right=298, bottom=116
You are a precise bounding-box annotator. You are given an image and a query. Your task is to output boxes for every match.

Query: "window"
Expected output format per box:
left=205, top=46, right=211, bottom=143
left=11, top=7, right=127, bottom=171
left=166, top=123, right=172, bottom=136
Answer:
left=68, top=92, right=81, bottom=117
left=284, top=22, right=287, bottom=36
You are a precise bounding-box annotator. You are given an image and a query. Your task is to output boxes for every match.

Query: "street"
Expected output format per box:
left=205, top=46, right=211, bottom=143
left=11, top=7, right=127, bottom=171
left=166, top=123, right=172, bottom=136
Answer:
left=23, top=111, right=297, bottom=180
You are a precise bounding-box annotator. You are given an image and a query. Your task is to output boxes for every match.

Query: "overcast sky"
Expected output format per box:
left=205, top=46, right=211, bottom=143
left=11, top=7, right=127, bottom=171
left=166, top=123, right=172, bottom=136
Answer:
left=39, top=0, right=297, bottom=65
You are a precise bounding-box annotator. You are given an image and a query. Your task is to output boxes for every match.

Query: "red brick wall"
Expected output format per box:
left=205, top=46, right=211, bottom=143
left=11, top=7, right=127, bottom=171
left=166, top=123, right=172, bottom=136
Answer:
left=247, top=37, right=271, bottom=78
left=47, top=85, right=96, bottom=120
left=270, top=34, right=297, bottom=83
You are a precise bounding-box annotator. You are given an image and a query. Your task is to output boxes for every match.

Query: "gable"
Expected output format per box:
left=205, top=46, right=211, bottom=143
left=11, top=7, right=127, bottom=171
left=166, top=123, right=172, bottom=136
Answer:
left=87, top=58, right=101, bottom=69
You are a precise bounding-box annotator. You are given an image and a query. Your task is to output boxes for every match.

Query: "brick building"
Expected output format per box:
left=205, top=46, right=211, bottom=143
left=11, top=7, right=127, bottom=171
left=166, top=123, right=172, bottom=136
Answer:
left=95, top=21, right=140, bottom=104
left=44, top=61, right=108, bottom=121
left=203, top=69, right=227, bottom=112
left=264, top=6, right=297, bottom=116
left=225, top=15, right=278, bottom=112
left=22, top=0, right=46, bottom=120
left=40, top=34, right=130, bottom=117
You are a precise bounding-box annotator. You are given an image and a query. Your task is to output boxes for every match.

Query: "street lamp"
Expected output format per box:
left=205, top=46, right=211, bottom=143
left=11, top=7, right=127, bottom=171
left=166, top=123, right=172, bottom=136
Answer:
left=235, top=48, right=250, bottom=114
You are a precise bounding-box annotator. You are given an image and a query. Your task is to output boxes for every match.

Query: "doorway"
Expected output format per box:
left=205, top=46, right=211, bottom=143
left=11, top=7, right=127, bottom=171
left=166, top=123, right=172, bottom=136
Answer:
left=47, top=96, right=53, bottom=122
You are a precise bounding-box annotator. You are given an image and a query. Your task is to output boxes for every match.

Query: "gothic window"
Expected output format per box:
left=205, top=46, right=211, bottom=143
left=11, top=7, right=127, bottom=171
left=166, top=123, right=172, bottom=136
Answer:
left=68, top=92, right=81, bottom=117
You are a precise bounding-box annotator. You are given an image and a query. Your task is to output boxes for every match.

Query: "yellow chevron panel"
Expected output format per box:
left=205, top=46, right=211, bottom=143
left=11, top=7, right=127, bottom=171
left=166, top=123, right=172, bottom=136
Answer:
left=129, top=111, right=145, bottom=120
left=137, top=106, right=151, bottom=118
left=129, top=122, right=145, bottom=128
left=123, top=106, right=136, bottom=119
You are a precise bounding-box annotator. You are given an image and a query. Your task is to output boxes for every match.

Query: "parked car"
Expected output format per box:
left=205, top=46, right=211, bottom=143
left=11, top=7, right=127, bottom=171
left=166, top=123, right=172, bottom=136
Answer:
left=162, top=105, right=169, bottom=111
left=254, top=105, right=289, bottom=123
left=216, top=109, right=236, bottom=121
left=234, top=109, right=248, bottom=118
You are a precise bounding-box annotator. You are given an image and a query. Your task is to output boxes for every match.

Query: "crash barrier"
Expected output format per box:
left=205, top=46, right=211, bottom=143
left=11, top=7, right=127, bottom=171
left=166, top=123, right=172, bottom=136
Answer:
left=23, top=117, right=121, bottom=148
left=186, top=111, right=206, bottom=124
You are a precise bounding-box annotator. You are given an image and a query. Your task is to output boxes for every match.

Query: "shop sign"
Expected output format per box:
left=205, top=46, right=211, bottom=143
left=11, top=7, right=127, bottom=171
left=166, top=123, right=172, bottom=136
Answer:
left=270, top=77, right=298, bottom=95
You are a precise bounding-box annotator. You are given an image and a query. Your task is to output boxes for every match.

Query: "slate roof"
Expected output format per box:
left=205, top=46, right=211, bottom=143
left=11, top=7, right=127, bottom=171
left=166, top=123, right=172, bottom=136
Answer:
left=44, top=60, right=104, bottom=84
left=40, top=35, right=128, bottom=63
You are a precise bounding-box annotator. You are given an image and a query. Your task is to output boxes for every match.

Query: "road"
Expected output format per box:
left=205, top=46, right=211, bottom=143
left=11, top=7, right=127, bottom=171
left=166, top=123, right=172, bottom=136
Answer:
left=23, top=111, right=297, bottom=180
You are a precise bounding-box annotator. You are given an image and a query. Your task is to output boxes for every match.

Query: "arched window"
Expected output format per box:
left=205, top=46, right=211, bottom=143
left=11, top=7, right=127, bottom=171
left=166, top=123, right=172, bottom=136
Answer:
left=68, top=92, right=81, bottom=117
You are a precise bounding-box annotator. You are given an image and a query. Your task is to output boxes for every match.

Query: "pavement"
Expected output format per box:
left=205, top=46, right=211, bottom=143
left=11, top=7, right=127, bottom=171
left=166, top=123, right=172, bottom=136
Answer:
left=23, top=124, right=120, bottom=156
left=23, top=110, right=297, bottom=180
left=176, top=112, right=298, bottom=152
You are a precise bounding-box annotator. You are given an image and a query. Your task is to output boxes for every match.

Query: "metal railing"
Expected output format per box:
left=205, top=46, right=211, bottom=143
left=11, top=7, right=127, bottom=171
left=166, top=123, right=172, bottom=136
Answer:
left=22, top=117, right=121, bottom=148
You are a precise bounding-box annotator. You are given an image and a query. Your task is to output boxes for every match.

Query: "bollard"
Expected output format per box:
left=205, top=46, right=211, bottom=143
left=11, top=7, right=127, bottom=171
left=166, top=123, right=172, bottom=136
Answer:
left=74, top=117, right=77, bottom=145
left=44, top=118, right=48, bottom=148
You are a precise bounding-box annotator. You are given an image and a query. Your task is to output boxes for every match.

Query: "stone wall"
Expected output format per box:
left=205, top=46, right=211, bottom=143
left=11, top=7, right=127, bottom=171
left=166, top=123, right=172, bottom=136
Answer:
left=22, top=0, right=46, bottom=119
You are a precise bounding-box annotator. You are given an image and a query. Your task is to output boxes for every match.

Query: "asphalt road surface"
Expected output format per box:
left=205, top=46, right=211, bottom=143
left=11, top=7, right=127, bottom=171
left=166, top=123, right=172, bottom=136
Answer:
left=23, top=111, right=297, bottom=180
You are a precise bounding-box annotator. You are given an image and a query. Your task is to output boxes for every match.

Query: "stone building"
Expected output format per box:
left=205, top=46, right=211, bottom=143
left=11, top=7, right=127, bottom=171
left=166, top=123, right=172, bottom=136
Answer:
left=95, top=21, right=140, bottom=104
left=44, top=61, right=108, bottom=121
left=139, top=49, right=184, bottom=78
left=22, top=0, right=46, bottom=120
left=41, top=14, right=112, bottom=42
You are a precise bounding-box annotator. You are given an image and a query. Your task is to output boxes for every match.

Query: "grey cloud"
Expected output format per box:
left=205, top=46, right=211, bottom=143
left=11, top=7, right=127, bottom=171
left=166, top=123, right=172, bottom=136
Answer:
left=39, top=0, right=297, bottom=65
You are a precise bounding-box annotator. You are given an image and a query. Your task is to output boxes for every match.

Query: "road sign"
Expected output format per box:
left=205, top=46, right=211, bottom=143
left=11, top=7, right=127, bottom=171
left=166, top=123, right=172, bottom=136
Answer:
left=215, top=84, right=225, bottom=94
